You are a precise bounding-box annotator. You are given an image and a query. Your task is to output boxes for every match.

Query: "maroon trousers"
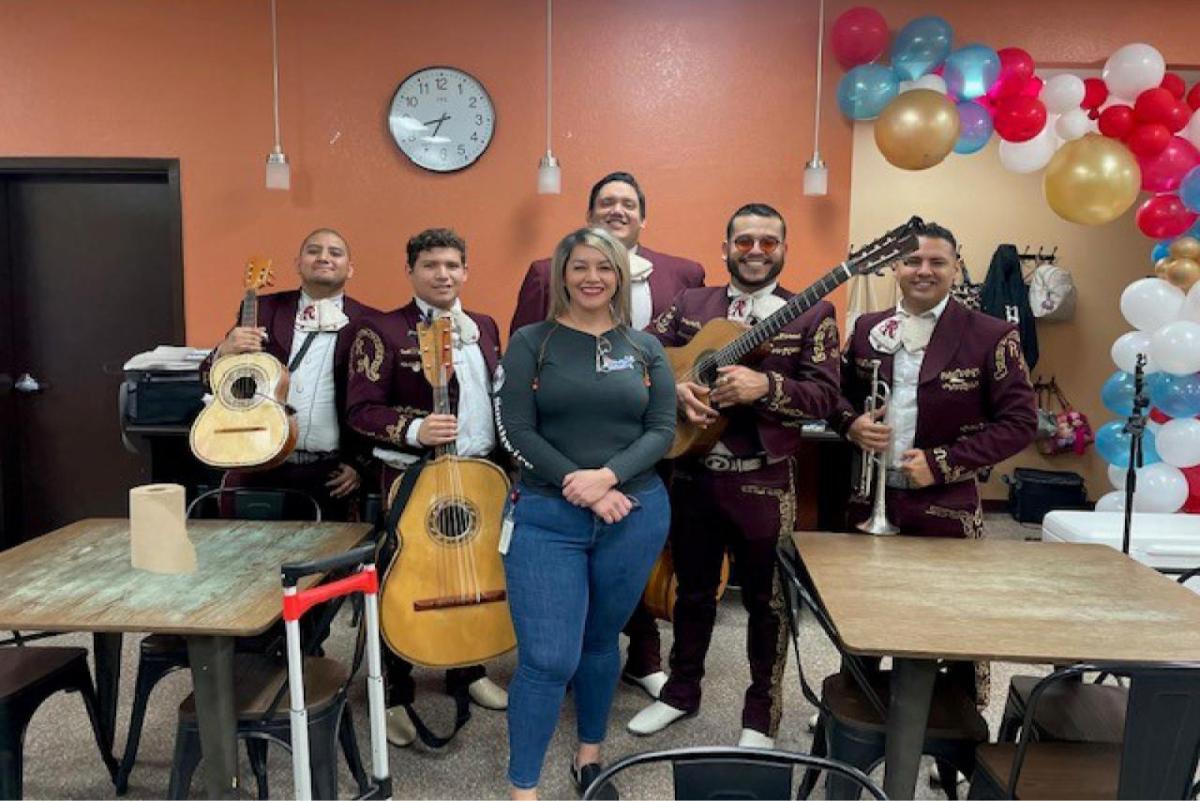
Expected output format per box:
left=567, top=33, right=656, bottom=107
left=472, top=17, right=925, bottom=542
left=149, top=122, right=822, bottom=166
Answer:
left=658, top=459, right=795, bottom=736
left=846, top=480, right=982, bottom=539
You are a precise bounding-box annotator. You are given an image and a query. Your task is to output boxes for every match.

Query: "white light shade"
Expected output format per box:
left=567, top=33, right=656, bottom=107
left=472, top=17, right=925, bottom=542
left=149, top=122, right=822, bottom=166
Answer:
left=803, top=156, right=828, bottom=197
left=266, top=150, right=290, bottom=191
left=537, top=152, right=561, bottom=195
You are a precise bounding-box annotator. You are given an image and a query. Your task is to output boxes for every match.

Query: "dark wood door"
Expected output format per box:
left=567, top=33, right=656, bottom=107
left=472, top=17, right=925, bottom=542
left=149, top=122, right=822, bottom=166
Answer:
left=0, top=161, right=183, bottom=547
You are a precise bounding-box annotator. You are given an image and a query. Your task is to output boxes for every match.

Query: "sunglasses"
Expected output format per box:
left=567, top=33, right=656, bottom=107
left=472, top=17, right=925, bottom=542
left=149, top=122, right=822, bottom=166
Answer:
left=732, top=235, right=782, bottom=254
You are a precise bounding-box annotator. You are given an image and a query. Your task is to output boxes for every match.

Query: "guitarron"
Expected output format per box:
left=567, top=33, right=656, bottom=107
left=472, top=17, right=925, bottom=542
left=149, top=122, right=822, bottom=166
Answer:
left=190, top=257, right=298, bottom=470
left=380, top=317, right=516, bottom=668
left=666, top=217, right=923, bottom=458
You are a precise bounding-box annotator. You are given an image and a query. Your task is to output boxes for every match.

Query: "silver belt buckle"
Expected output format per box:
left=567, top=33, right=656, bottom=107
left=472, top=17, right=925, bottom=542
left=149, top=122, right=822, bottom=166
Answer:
left=702, top=453, right=734, bottom=472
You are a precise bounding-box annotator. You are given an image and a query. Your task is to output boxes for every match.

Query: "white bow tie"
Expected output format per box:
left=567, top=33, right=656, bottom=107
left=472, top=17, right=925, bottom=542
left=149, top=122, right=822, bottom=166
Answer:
left=296, top=298, right=349, bottom=332
left=869, top=310, right=935, bottom=354
left=629, top=251, right=654, bottom=283
left=726, top=284, right=785, bottom=324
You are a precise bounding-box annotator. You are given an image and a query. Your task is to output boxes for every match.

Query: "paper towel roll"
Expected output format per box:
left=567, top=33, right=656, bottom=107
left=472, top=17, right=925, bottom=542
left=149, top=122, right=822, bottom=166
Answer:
left=130, top=483, right=197, bottom=574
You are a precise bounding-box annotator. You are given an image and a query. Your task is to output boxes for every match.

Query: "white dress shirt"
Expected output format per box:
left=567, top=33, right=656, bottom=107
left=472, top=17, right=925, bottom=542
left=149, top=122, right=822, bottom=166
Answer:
left=629, top=246, right=654, bottom=331
left=286, top=292, right=343, bottom=456
left=885, top=294, right=950, bottom=465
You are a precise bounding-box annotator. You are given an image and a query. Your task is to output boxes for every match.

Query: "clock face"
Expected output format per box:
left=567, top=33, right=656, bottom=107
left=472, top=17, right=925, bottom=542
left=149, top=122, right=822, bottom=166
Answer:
left=388, top=67, right=496, bottom=173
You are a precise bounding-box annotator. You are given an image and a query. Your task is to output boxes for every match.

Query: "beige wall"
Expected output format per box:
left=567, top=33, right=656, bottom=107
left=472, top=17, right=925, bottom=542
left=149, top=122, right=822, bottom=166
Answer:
left=848, top=123, right=1152, bottom=502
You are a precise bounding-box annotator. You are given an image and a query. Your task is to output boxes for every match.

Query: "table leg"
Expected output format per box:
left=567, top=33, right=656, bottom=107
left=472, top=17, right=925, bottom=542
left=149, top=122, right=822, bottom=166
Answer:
left=883, top=657, right=938, bottom=800
left=92, top=632, right=123, bottom=748
left=186, top=635, right=237, bottom=800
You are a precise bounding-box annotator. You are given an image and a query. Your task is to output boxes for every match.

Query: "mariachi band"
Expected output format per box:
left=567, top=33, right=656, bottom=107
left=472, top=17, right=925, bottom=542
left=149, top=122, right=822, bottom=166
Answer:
left=202, top=171, right=1038, bottom=799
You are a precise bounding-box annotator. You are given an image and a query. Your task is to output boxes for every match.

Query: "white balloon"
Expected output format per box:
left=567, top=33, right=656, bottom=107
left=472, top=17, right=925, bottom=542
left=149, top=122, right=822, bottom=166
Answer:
left=1102, top=43, right=1166, bottom=101
left=1150, top=319, right=1200, bottom=375
left=1185, top=279, right=1200, bottom=323
left=914, top=74, right=948, bottom=94
left=1055, top=108, right=1091, bottom=141
left=998, top=125, right=1057, bottom=173
left=1108, top=463, right=1130, bottom=490
left=1120, top=277, right=1185, bottom=332
left=898, top=80, right=915, bottom=94
left=1042, top=74, right=1086, bottom=114
left=1133, top=462, right=1188, bottom=513
left=1187, top=110, right=1200, bottom=151
left=1156, top=418, right=1200, bottom=468
left=1111, top=330, right=1158, bottom=374
left=1096, top=490, right=1126, bottom=511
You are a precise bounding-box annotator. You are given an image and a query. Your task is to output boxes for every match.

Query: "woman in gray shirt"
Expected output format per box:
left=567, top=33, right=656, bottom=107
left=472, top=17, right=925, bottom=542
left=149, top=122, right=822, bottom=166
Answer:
left=496, top=227, right=676, bottom=799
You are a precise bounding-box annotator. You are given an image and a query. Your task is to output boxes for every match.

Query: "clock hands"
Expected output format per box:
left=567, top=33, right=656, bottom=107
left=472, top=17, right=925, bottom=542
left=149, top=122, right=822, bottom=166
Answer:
left=422, top=113, right=451, bottom=138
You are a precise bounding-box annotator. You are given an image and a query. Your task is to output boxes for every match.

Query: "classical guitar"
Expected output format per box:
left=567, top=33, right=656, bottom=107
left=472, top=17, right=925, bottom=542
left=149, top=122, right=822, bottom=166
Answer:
left=189, top=257, right=298, bottom=470
left=666, top=217, right=924, bottom=458
left=380, top=317, right=516, bottom=668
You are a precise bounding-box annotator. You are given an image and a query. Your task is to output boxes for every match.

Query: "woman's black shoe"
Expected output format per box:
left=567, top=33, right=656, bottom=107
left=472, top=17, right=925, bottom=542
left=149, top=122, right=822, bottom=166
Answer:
left=570, top=760, right=619, bottom=800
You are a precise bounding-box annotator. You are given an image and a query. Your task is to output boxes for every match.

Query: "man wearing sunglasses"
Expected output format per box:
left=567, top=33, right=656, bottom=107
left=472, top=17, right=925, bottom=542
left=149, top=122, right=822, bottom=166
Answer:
left=629, top=203, right=841, bottom=747
left=510, top=170, right=706, bottom=703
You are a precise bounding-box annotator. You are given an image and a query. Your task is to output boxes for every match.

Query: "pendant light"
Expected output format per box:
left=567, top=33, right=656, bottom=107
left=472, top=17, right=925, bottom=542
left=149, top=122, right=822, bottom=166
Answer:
left=537, top=0, right=561, bottom=194
left=803, top=0, right=829, bottom=196
left=265, top=0, right=290, bottom=191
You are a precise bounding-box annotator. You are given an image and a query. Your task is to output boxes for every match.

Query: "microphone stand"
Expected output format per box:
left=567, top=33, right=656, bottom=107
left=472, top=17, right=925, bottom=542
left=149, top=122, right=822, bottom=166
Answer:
left=1121, top=354, right=1149, bottom=555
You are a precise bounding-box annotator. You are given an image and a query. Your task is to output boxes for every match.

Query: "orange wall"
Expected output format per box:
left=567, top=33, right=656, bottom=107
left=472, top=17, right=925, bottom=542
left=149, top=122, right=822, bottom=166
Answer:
left=2, top=0, right=1199, bottom=350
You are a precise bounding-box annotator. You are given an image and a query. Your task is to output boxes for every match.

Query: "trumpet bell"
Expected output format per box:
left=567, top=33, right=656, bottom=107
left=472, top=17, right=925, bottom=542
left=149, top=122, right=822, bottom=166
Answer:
left=856, top=509, right=900, bottom=536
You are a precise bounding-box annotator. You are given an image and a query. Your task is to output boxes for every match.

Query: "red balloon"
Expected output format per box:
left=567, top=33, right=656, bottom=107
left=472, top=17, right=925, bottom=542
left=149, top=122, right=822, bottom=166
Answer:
left=1082, top=77, right=1109, bottom=110
left=1150, top=407, right=1172, bottom=424
left=1189, top=83, right=1200, bottom=111
left=830, top=7, right=890, bottom=70
left=1135, top=87, right=1178, bottom=125
left=1182, top=464, right=1200, bottom=514
left=1138, top=136, right=1200, bottom=193
left=1020, top=76, right=1044, bottom=98
left=1161, top=72, right=1186, bottom=100
left=992, top=48, right=1035, bottom=100
left=993, top=96, right=1047, bottom=143
left=1126, top=123, right=1171, bottom=159
left=1136, top=194, right=1199, bottom=239
left=1099, top=104, right=1136, bottom=139
left=1165, top=102, right=1193, bottom=134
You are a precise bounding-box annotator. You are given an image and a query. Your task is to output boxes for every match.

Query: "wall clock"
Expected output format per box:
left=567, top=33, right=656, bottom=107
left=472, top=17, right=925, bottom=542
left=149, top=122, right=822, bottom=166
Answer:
left=388, top=66, right=495, bottom=173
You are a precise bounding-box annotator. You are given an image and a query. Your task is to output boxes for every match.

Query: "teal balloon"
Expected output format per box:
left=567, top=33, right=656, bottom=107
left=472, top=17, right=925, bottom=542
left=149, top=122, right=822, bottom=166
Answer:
left=954, top=100, right=993, bottom=154
left=1096, top=419, right=1160, bottom=468
left=1152, top=240, right=1170, bottom=263
left=943, top=45, right=1001, bottom=100
left=837, top=64, right=900, bottom=120
left=1101, top=370, right=1137, bottom=416
left=891, top=15, right=953, bottom=81
left=1181, top=166, right=1200, bottom=213
left=1148, top=372, right=1200, bottom=418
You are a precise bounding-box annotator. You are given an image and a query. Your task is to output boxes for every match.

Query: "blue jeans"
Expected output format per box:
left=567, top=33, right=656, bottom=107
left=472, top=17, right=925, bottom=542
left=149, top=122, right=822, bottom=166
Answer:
left=503, top=480, right=670, bottom=789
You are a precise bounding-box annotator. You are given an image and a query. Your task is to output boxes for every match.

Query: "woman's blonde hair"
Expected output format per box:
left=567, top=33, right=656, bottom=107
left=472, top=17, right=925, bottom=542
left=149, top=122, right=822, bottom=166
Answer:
left=546, top=227, right=632, bottom=326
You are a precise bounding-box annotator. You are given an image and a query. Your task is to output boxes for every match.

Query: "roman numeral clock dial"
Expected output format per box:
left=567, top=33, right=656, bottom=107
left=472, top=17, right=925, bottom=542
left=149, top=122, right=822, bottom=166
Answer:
left=388, top=66, right=496, bottom=173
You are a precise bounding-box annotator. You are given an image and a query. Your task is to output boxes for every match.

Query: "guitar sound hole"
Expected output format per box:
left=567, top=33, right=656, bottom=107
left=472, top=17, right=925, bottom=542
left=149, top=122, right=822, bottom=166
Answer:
left=695, top=352, right=719, bottom=386
left=428, top=500, right=478, bottom=543
left=231, top=376, right=257, bottom=400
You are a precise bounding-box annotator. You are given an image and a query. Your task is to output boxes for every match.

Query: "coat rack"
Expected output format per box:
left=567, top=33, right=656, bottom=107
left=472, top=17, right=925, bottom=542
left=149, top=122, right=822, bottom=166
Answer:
left=1018, top=245, right=1058, bottom=264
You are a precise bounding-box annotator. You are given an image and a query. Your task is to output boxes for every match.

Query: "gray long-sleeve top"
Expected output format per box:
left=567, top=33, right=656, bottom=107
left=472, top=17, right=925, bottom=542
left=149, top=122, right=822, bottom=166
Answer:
left=495, top=322, right=677, bottom=496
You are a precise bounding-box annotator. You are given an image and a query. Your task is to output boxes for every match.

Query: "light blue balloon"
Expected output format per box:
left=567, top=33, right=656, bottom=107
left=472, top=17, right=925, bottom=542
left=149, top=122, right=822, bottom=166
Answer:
left=890, top=15, right=953, bottom=81
left=953, top=100, right=993, bottom=154
left=837, top=64, right=900, bottom=121
left=1152, top=240, right=1171, bottom=263
left=1101, top=370, right=1137, bottom=416
left=1181, top=166, right=1200, bottom=214
left=1096, top=419, right=1161, bottom=468
left=1149, top=372, right=1200, bottom=418
left=943, top=44, right=1001, bottom=100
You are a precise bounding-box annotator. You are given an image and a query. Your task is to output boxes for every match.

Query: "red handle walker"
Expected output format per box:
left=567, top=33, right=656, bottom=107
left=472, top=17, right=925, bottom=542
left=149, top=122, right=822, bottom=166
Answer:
left=281, top=544, right=391, bottom=800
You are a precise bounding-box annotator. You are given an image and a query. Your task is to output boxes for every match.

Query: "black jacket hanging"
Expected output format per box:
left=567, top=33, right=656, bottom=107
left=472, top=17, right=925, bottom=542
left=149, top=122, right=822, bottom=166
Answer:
left=981, top=244, right=1039, bottom=370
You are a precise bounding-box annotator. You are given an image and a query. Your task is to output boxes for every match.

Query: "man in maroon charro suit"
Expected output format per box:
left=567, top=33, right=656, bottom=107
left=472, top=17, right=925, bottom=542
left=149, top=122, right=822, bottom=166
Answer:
left=628, top=203, right=841, bottom=747
left=345, top=228, right=508, bottom=748
left=200, top=228, right=377, bottom=522
left=511, top=171, right=706, bottom=701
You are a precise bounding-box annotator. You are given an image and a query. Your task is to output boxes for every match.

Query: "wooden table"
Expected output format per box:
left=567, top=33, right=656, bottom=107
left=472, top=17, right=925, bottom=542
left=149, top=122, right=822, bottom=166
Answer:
left=0, top=518, right=372, bottom=799
left=791, top=532, right=1200, bottom=799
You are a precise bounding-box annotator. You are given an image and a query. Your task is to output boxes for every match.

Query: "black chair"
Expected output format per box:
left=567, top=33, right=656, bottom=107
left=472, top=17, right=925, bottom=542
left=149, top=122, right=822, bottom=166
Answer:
left=1, top=643, right=120, bottom=798
left=114, top=486, right=322, bottom=795
left=580, top=746, right=887, bottom=800
left=777, top=544, right=988, bottom=800
left=970, top=662, right=1200, bottom=799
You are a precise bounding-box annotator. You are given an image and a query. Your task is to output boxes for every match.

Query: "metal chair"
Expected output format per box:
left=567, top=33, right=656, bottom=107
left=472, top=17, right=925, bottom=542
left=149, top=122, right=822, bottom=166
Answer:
left=777, top=544, right=987, bottom=800
left=580, top=746, right=887, bottom=800
left=1, top=642, right=120, bottom=798
left=970, top=662, right=1200, bottom=799
left=114, top=486, right=322, bottom=795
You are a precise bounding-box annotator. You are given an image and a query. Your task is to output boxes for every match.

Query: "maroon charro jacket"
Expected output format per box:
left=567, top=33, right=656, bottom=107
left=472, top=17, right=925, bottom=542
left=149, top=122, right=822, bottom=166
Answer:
left=509, top=244, right=705, bottom=336
left=649, top=285, right=841, bottom=462
left=832, top=298, right=1038, bottom=537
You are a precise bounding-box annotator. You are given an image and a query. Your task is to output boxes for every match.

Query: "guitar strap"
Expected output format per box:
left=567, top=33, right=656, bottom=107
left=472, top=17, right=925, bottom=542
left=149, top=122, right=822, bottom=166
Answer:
left=287, top=331, right=319, bottom=372
left=380, top=453, right=474, bottom=749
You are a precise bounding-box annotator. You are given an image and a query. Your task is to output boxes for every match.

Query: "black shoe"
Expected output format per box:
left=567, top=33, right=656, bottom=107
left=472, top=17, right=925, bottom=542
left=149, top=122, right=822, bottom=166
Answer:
left=570, top=760, right=619, bottom=800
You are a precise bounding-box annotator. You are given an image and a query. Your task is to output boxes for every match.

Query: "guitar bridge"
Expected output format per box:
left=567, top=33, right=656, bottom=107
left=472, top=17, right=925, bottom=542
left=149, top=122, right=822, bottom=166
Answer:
left=413, top=589, right=507, bottom=611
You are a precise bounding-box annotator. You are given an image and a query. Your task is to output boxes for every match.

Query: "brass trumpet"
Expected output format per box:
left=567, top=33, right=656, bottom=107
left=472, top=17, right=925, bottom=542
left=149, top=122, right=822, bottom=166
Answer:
left=855, top=359, right=899, bottom=536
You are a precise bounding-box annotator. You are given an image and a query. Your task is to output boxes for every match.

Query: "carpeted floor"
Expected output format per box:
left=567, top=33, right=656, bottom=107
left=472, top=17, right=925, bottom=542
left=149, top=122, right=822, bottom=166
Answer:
left=18, top=514, right=1047, bottom=800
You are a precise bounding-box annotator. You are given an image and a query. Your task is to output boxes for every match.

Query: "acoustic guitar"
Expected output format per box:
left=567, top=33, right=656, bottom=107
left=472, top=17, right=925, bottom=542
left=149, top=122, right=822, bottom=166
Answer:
left=189, top=258, right=298, bottom=470
left=665, top=217, right=923, bottom=458
left=380, top=317, right=516, bottom=668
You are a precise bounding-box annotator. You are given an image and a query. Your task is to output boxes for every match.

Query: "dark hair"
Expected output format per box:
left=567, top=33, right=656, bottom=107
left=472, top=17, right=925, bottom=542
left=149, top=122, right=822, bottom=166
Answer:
left=587, top=172, right=646, bottom=219
left=406, top=227, right=467, bottom=267
left=913, top=220, right=958, bottom=254
left=300, top=227, right=350, bottom=257
left=726, top=203, right=787, bottom=241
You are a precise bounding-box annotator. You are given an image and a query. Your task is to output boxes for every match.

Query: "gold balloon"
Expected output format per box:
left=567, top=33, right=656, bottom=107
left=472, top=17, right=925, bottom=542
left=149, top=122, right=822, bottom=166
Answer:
left=1043, top=134, right=1141, bottom=226
left=1169, top=236, right=1200, bottom=260
left=873, top=89, right=960, bottom=171
left=1166, top=257, right=1200, bottom=291
left=1156, top=256, right=1174, bottom=277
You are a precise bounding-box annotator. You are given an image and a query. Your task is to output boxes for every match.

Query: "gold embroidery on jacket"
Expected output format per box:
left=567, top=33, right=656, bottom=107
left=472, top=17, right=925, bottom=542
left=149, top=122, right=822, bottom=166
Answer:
left=926, top=503, right=984, bottom=539
left=763, top=370, right=809, bottom=419
left=652, top=306, right=677, bottom=334
left=993, top=330, right=1027, bottom=381
left=680, top=316, right=703, bottom=330
left=351, top=328, right=384, bottom=382
left=940, top=367, right=981, bottom=392
left=812, top=317, right=839, bottom=364
left=931, top=446, right=972, bottom=483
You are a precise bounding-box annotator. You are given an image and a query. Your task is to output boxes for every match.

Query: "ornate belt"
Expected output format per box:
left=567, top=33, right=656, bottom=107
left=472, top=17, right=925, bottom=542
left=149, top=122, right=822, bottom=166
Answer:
left=700, top=453, right=766, bottom=473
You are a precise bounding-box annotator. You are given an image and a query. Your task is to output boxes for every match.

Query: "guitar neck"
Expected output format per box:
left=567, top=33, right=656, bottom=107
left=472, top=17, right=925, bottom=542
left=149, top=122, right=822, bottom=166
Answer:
left=716, top=261, right=855, bottom=366
left=239, top=289, right=258, bottom=330
left=433, top=366, right=457, bottom=458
